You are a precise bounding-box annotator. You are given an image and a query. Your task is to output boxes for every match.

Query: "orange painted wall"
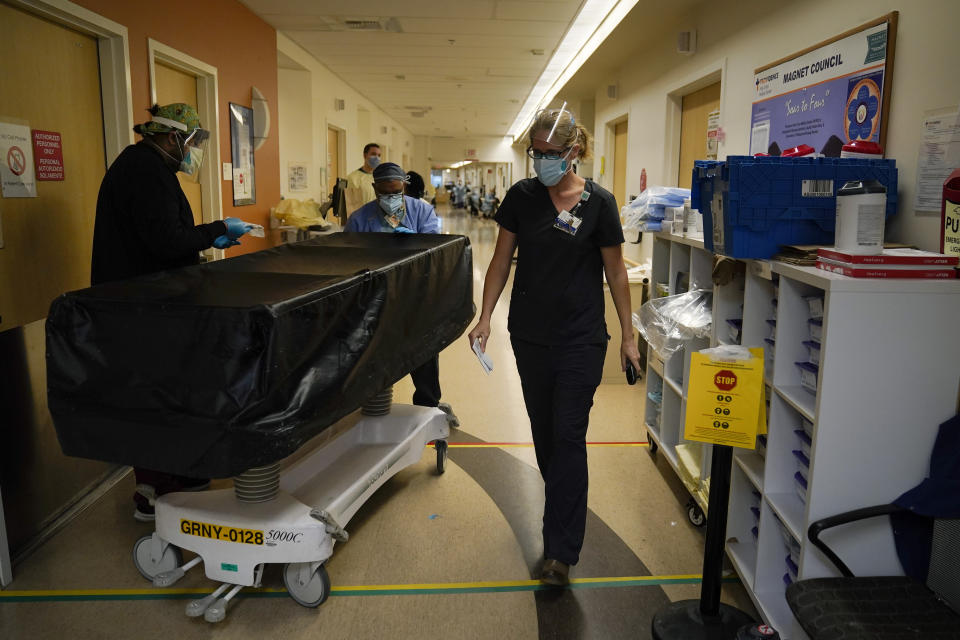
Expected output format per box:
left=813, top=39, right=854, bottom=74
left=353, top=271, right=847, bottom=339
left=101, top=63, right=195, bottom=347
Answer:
left=74, top=0, right=280, bottom=255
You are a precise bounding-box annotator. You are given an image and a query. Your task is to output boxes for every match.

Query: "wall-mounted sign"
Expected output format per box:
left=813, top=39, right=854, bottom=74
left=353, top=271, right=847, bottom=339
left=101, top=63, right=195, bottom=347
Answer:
left=706, top=110, right=720, bottom=160
left=0, top=121, right=37, bottom=197
left=288, top=162, right=308, bottom=191
left=32, top=130, right=64, bottom=181
left=749, top=12, right=898, bottom=157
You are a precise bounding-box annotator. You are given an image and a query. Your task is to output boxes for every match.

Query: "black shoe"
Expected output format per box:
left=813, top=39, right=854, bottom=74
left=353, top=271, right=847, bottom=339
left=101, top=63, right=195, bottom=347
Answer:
left=540, top=559, right=569, bottom=586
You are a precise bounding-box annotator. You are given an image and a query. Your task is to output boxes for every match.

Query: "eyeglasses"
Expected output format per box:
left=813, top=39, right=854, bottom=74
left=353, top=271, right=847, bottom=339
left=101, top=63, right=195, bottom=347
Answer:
left=526, top=146, right=571, bottom=160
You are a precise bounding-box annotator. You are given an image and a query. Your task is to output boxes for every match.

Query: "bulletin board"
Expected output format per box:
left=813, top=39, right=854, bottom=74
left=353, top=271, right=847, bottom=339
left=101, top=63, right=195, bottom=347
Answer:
left=749, top=12, right=898, bottom=157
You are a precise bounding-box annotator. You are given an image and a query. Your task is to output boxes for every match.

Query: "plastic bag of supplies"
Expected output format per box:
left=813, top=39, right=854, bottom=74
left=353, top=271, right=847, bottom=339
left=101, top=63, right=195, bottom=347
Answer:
left=632, top=289, right=712, bottom=358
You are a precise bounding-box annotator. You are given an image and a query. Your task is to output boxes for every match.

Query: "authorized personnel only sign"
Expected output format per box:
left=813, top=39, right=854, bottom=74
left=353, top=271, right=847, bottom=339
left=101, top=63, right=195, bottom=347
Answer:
left=32, top=130, right=64, bottom=181
left=684, top=348, right=765, bottom=448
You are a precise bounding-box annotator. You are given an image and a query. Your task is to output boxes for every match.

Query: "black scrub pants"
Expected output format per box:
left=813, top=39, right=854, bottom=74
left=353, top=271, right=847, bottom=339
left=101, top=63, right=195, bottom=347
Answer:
left=511, top=337, right=606, bottom=566
left=411, top=355, right=442, bottom=407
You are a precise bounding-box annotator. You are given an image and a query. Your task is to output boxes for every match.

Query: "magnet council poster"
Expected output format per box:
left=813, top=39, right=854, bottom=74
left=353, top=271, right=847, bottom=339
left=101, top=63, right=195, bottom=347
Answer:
left=749, top=17, right=895, bottom=158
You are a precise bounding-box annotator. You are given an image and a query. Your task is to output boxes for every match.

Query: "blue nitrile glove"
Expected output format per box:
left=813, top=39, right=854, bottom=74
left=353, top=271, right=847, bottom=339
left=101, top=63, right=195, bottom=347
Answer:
left=394, top=225, right=415, bottom=234
left=224, top=217, right=255, bottom=240
left=213, top=234, right=240, bottom=249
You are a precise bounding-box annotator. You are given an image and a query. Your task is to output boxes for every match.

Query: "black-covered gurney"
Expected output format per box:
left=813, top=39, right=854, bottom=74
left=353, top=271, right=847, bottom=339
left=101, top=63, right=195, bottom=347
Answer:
left=46, top=233, right=474, bottom=478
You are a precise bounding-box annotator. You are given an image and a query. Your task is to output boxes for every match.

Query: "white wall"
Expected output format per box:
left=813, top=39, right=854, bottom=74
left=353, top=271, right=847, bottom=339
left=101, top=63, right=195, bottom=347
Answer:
left=278, top=67, right=316, bottom=200
left=276, top=34, right=416, bottom=205
left=592, top=0, right=960, bottom=255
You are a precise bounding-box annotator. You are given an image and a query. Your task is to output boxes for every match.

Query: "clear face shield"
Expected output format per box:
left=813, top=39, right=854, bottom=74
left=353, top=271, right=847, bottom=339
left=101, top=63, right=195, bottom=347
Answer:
left=177, top=127, right=209, bottom=184
left=527, top=102, right=578, bottom=186
left=527, top=101, right=576, bottom=160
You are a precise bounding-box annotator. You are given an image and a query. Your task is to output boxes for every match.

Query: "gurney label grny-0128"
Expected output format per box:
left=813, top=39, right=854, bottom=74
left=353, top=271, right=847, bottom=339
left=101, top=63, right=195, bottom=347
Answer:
left=180, top=518, right=264, bottom=545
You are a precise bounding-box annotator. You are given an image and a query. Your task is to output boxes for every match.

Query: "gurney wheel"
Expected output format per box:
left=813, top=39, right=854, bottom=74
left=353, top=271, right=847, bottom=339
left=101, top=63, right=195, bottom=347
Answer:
left=132, top=535, right=182, bottom=582
left=435, top=440, right=448, bottom=475
left=686, top=499, right=706, bottom=528
left=283, top=562, right=330, bottom=608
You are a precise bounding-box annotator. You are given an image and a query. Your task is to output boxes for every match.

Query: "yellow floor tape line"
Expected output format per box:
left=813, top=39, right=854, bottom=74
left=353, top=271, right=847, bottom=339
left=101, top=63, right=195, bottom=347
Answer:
left=0, top=573, right=733, bottom=602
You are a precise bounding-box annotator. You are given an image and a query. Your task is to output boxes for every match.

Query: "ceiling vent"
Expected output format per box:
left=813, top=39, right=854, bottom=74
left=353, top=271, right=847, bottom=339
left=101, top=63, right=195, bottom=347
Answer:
left=339, top=17, right=402, bottom=32
left=343, top=19, right=383, bottom=30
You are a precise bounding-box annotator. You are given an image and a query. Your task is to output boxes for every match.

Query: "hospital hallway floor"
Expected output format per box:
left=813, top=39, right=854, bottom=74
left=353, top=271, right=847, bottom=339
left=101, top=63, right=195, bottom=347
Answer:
left=0, top=206, right=757, bottom=639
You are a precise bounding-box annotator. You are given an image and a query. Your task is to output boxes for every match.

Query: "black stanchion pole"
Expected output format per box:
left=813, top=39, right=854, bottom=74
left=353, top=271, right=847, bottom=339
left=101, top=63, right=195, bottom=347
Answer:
left=651, top=444, right=755, bottom=639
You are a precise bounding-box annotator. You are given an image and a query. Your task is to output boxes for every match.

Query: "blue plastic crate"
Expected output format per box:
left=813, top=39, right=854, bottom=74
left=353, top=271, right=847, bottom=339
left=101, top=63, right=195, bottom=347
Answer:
left=691, top=156, right=898, bottom=258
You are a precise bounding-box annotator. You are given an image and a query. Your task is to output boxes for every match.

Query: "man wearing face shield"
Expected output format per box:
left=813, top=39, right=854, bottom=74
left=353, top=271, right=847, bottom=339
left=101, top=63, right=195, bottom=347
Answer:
left=345, top=163, right=456, bottom=417
left=468, top=104, right=641, bottom=586
left=91, top=103, right=255, bottom=521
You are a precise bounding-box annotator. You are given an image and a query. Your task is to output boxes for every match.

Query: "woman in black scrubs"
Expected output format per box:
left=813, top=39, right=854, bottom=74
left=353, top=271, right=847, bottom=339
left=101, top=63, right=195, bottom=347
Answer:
left=468, top=106, right=641, bottom=586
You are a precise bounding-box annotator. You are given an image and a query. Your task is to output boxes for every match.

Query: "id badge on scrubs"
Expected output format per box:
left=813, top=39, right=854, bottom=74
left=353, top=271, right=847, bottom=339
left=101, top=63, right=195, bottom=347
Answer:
left=553, top=190, right=590, bottom=236
left=553, top=209, right=583, bottom=236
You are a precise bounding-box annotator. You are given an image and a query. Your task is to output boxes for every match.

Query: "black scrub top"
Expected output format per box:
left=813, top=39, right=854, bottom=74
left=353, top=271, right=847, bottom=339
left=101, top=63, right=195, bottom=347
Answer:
left=495, top=178, right=624, bottom=346
left=91, top=142, right=226, bottom=285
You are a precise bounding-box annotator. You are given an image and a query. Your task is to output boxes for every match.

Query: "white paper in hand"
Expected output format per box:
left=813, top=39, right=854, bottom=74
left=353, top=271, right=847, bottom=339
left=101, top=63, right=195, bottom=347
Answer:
left=472, top=338, right=493, bottom=375
left=247, top=223, right=265, bottom=238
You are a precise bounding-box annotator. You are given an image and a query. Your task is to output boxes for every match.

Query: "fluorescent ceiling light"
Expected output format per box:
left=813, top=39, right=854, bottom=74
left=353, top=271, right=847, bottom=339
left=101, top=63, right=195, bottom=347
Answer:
left=449, top=160, right=473, bottom=169
left=507, top=0, right=639, bottom=140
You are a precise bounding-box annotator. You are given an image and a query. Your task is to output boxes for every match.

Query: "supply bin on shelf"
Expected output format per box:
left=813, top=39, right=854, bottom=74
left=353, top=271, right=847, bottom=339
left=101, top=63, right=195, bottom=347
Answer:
left=802, top=340, right=821, bottom=365
left=804, top=295, right=824, bottom=319
left=808, top=318, right=823, bottom=341
left=794, top=429, right=812, bottom=458
left=794, top=471, right=808, bottom=504
left=726, top=318, right=743, bottom=343
left=796, top=361, right=819, bottom=394
left=691, top=156, right=898, bottom=258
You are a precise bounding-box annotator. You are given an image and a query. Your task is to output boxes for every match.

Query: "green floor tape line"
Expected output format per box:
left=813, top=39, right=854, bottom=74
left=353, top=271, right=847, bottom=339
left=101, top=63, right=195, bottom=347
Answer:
left=0, top=575, right=739, bottom=603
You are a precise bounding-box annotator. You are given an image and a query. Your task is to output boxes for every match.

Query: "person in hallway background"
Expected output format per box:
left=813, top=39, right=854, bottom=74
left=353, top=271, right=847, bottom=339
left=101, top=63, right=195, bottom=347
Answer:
left=453, top=179, right=467, bottom=209
left=345, top=162, right=458, bottom=425
left=91, top=103, right=255, bottom=521
left=345, top=142, right=382, bottom=211
left=467, top=106, right=641, bottom=586
left=404, top=170, right=430, bottom=204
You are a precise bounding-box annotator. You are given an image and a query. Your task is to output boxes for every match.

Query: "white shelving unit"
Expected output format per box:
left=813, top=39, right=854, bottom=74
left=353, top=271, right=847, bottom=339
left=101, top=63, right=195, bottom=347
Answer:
left=643, top=232, right=960, bottom=638
left=645, top=232, right=713, bottom=518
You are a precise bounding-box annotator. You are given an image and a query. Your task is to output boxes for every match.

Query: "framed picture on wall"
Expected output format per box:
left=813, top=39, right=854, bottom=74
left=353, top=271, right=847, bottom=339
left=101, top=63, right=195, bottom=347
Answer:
left=229, top=103, right=256, bottom=206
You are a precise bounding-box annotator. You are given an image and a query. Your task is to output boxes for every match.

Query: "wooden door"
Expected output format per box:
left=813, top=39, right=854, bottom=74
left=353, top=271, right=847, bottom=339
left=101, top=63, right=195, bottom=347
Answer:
left=154, top=61, right=203, bottom=224
left=0, top=2, right=106, bottom=330
left=678, top=82, right=721, bottom=189
left=327, top=126, right=339, bottom=194
left=0, top=1, right=113, bottom=555
left=613, top=121, right=628, bottom=209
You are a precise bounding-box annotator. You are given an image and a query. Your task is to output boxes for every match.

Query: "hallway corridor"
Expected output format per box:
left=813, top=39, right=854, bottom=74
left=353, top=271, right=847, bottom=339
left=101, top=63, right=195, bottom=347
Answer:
left=0, top=209, right=754, bottom=639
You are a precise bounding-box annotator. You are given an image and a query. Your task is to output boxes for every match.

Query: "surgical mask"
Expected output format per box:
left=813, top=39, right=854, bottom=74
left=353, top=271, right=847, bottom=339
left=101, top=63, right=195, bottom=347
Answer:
left=533, top=149, right=573, bottom=187
left=180, top=145, right=203, bottom=176
left=367, top=156, right=381, bottom=169
left=378, top=193, right=404, bottom=218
